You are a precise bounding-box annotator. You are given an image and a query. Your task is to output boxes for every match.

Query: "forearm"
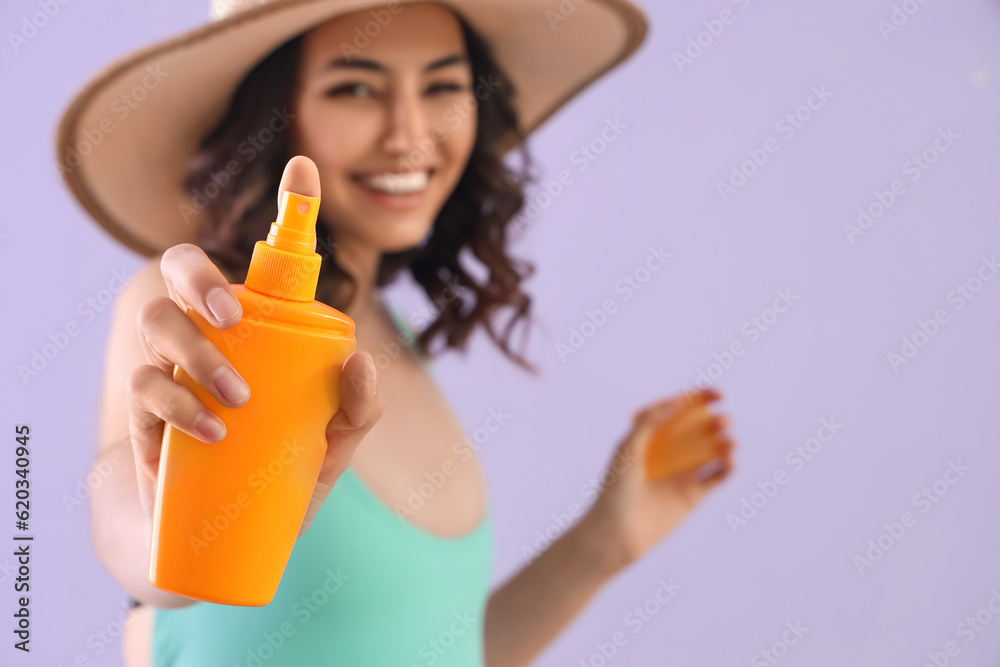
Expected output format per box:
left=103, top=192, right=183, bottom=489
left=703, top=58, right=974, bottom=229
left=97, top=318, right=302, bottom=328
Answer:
left=483, top=510, right=626, bottom=667
left=89, top=440, right=198, bottom=609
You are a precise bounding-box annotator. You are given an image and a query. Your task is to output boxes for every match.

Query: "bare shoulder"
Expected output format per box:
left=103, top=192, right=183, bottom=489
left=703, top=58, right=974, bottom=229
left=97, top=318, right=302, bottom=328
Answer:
left=112, top=248, right=243, bottom=328
left=95, top=248, right=226, bottom=453
left=107, top=248, right=238, bottom=358
left=114, top=254, right=169, bottom=318
left=102, top=256, right=167, bottom=379
left=95, top=256, right=165, bottom=440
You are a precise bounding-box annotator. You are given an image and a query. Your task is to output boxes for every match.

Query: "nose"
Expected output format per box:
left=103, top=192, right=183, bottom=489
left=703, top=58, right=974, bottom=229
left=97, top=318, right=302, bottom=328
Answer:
left=379, top=84, right=429, bottom=156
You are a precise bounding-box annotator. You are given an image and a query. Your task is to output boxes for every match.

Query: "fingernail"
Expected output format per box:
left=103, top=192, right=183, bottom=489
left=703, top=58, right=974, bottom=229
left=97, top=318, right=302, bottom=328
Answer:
left=195, top=412, right=227, bottom=442
left=214, top=366, right=250, bottom=406
left=207, top=287, right=241, bottom=323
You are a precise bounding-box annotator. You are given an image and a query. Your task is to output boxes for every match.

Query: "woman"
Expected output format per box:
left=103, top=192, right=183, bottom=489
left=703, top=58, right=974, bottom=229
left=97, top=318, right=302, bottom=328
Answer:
left=57, top=1, right=736, bottom=664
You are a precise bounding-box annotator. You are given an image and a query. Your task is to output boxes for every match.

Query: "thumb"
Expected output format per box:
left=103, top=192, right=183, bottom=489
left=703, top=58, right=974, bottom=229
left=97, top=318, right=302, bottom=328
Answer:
left=621, top=398, right=681, bottom=461
left=317, top=351, right=385, bottom=486
left=278, top=154, right=321, bottom=204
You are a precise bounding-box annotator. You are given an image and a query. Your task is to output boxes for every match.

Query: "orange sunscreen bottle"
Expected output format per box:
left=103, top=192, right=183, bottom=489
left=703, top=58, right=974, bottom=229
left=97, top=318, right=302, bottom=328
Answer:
left=148, top=190, right=355, bottom=606
left=644, top=400, right=721, bottom=481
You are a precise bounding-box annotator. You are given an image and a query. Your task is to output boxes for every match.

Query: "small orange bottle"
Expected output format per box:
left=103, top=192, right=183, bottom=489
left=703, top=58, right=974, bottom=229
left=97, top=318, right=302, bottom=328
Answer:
left=148, top=190, right=355, bottom=606
left=644, top=399, right=722, bottom=481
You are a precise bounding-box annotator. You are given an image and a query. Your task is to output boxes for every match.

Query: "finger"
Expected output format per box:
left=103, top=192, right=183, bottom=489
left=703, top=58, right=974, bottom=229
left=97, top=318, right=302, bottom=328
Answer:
left=277, top=155, right=321, bottom=207
left=648, top=387, right=721, bottom=417
left=160, top=243, right=243, bottom=329
left=127, top=365, right=228, bottom=462
left=695, top=437, right=736, bottom=481
left=649, top=401, right=710, bottom=439
left=631, top=387, right=721, bottom=424
left=679, top=387, right=721, bottom=407
left=653, top=429, right=728, bottom=459
left=317, top=352, right=386, bottom=485
left=299, top=353, right=385, bottom=536
left=645, top=432, right=727, bottom=480
left=626, top=399, right=702, bottom=465
left=136, top=296, right=251, bottom=408
left=668, top=411, right=731, bottom=442
left=634, top=398, right=721, bottom=461
left=646, top=421, right=733, bottom=477
left=629, top=396, right=687, bottom=447
left=126, top=364, right=228, bottom=519
left=700, top=450, right=735, bottom=491
left=630, top=398, right=676, bottom=424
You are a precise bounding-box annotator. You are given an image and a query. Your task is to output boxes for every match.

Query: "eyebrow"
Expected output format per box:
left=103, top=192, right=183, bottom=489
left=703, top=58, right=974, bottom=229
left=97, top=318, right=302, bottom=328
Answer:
left=322, top=53, right=469, bottom=74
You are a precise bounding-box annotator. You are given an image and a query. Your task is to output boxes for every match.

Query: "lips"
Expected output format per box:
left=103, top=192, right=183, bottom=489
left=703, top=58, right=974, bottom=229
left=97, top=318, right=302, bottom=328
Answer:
left=351, top=168, right=435, bottom=195
left=348, top=168, right=436, bottom=211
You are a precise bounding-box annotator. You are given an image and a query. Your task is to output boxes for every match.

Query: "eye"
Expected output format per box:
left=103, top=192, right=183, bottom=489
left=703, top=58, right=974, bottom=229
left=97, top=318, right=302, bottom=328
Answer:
left=426, top=82, right=466, bottom=95
left=325, top=82, right=376, bottom=98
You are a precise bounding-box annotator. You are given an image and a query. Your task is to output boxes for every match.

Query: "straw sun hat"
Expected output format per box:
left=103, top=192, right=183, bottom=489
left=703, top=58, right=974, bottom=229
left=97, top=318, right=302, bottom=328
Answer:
left=55, top=0, right=649, bottom=257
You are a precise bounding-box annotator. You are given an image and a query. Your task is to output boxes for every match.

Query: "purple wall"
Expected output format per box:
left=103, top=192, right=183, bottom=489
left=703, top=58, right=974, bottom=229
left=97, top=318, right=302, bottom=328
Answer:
left=3, top=0, right=1000, bottom=664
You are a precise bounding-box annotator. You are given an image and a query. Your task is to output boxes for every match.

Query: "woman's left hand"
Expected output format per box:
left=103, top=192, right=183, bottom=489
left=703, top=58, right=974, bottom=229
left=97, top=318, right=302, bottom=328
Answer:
left=581, top=388, right=736, bottom=572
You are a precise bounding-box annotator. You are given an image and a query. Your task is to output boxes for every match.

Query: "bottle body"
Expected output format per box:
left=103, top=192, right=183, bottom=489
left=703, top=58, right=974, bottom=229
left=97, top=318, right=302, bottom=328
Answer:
left=644, top=399, right=724, bottom=481
left=149, top=285, right=355, bottom=606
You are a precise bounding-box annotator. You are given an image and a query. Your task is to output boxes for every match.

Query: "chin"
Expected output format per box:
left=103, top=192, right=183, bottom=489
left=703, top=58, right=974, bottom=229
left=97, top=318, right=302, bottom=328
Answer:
left=318, top=202, right=438, bottom=251
left=341, top=213, right=436, bottom=254
left=377, top=223, right=437, bottom=253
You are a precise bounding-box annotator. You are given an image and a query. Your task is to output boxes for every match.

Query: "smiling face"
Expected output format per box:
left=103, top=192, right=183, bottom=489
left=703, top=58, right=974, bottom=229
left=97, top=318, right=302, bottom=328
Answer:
left=290, top=2, right=478, bottom=254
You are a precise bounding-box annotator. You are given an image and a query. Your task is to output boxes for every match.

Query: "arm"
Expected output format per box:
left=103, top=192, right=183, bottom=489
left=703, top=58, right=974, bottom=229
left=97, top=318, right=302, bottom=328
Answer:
left=91, top=257, right=197, bottom=609
left=91, top=236, right=383, bottom=608
left=484, top=390, right=735, bottom=667
left=483, top=508, right=625, bottom=667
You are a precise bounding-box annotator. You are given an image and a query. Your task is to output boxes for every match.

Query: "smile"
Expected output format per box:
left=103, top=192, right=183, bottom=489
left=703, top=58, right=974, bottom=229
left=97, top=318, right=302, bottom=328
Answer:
left=349, top=168, right=435, bottom=211
left=351, top=168, right=434, bottom=195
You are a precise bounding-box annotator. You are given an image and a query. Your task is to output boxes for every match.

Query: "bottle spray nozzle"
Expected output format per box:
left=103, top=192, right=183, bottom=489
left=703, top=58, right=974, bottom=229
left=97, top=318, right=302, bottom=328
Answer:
left=245, top=189, right=323, bottom=302
left=267, top=191, right=320, bottom=254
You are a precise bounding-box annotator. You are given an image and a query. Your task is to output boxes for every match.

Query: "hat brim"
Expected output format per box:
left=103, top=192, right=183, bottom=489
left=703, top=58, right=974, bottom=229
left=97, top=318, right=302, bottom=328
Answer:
left=55, top=0, right=648, bottom=257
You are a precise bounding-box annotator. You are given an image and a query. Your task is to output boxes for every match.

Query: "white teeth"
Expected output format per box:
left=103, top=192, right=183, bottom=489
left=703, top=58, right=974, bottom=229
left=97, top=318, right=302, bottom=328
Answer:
left=358, top=171, right=429, bottom=195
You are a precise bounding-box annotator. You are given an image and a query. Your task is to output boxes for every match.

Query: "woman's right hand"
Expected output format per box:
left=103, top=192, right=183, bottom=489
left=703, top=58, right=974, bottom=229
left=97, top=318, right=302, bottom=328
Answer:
left=125, top=156, right=383, bottom=537
left=125, top=244, right=383, bottom=532
left=126, top=241, right=253, bottom=522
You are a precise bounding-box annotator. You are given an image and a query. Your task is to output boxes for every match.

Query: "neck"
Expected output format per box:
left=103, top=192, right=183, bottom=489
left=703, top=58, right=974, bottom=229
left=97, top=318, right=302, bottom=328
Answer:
left=335, top=237, right=394, bottom=354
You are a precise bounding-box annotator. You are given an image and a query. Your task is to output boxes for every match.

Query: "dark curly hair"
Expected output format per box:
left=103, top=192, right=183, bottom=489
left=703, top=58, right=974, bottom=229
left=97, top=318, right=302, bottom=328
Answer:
left=185, top=9, right=540, bottom=373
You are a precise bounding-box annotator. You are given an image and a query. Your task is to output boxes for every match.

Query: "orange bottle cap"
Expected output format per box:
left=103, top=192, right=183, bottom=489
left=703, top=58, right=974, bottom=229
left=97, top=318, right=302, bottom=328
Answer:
left=245, top=191, right=322, bottom=301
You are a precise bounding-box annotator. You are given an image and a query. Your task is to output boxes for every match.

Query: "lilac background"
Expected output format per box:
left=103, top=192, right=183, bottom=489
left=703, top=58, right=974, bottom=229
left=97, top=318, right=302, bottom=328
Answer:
left=3, top=0, right=1000, bottom=665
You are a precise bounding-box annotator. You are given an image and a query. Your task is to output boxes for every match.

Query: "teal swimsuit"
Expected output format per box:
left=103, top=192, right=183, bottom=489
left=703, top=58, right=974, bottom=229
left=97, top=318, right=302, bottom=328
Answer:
left=151, top=310, right=493, bottom=666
